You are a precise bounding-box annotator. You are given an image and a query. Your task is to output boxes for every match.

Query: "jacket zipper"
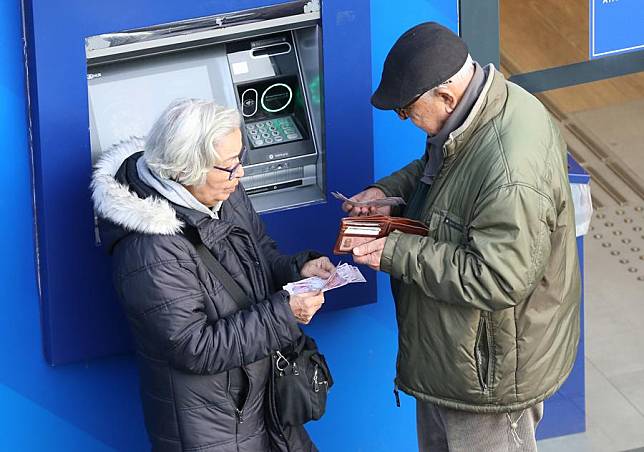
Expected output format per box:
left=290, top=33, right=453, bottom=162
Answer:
left=475, top=313, right=492, bottom=392
left=235, top=407, right=244, bottom=424
left=226, top=367, right=252, bottom=425
left=238, top=366, right=252, bottom=424
left=444, top=216, right=465, bottom=233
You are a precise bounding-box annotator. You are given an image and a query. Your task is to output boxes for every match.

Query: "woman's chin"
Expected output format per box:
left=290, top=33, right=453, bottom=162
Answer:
left=211, top=193, right=231, bottom=203
left=203, top=187, right=237, bottom=206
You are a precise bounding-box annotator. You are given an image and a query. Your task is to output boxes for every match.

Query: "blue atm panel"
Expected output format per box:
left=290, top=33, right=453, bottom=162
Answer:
left=23, top=0, right=374, bottom=365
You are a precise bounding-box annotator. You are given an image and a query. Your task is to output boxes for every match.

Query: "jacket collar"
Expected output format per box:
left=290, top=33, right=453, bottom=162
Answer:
left=91, top=137, right=234, bottom=236
left=443, top=65, right=508, bottom=158
left=91, top=137, right=186, bottom=235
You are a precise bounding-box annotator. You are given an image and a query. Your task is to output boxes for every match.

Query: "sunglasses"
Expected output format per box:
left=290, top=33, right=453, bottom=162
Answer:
left=213, top=147, right=247, bottom=180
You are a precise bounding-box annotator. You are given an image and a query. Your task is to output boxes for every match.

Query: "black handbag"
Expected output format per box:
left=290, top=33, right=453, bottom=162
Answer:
left=192, top=240, right=333, bottom=427
left=268, top=333, right=333, bottom=427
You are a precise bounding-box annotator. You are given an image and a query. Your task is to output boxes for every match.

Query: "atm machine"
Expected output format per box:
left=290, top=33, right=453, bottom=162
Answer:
left=23, top=0, right=374, bottom=364
left=86, top=6, right=326, bottom=214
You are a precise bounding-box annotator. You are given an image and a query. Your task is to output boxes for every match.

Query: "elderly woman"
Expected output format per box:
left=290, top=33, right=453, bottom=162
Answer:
left=91, top=98, right=333, bottom=452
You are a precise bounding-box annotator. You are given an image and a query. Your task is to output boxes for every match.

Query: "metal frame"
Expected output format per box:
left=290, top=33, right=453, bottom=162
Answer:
left=508, top=51, right=644, bottom=94
left=458, top=0, right=644, bottom=94
left=87, top=12, right=320, bottom=65
left=458, top=0, right=499, bottom=67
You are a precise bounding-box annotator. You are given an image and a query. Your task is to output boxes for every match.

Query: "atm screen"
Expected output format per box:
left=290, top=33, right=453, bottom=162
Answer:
left=87, top=44, right=238, bottom=164
left=89, top=65, right=215, bottom=162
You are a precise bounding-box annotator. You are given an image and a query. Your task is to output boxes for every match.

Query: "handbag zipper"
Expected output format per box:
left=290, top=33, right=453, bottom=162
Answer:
left=312, top=364, right=328, bottom=393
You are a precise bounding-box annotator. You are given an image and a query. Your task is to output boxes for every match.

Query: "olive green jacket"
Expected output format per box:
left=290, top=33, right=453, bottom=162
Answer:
left=373, top=66, right=581, bottom=413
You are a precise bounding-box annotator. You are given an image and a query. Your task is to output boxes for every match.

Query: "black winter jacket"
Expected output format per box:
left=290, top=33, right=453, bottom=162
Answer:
left=91, top=141, right=318, bottom=452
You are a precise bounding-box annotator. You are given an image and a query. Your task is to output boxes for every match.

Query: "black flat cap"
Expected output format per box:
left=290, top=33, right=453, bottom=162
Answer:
left=371, top=22, right=469, bottom=110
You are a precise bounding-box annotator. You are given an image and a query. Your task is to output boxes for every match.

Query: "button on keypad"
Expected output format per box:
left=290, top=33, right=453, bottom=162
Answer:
left=244, top=115, right=303, bottom=148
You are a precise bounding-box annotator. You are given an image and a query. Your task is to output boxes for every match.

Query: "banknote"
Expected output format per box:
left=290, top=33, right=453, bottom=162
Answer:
left=337, top=235, right=376, bottom=253
left=283, top=263, right=366, bottom=295
left=331, top=191, right=406, bottom=207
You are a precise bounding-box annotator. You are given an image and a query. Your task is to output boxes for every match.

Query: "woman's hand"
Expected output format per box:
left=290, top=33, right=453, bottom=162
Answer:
left=289, top=291, right=325, bottom=324
left=300, top=256, right=335, bottom=279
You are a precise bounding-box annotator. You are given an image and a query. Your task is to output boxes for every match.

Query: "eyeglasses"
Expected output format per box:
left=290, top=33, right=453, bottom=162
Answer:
left=394, top=94, right=422, bottom=120
left=394, top=80, right=453, bottom=120
left=213, top=147, right=247, bottom=180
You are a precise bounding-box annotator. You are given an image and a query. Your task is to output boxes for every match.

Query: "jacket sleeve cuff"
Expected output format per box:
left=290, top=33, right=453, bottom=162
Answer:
left=380, top=230, right=402, bottom=275
left=381, top=231, right=437, bottom=281
left=269, top=290, right=302, bottom=344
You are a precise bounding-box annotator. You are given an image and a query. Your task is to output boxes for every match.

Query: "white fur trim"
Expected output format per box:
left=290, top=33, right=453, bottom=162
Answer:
left=90, top=137, right=184, bottom=235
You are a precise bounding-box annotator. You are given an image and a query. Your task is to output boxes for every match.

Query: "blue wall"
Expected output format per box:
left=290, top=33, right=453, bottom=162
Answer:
left=0, top=1, right=457, bottom=450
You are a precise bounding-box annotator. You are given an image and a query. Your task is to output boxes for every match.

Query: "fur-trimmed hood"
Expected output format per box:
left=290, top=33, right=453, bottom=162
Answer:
left=90, top=137, right=184, bottom=236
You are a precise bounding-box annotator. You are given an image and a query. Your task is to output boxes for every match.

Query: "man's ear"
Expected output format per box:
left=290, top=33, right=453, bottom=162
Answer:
left=436, top=88, right=457, bottom=114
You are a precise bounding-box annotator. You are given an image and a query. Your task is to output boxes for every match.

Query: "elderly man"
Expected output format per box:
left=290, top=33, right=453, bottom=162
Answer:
left=347, top=23, right=581, bottom=451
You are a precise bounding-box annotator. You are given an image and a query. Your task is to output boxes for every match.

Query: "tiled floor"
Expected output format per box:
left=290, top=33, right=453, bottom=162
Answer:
left=537, top=206, right=644, bottom=451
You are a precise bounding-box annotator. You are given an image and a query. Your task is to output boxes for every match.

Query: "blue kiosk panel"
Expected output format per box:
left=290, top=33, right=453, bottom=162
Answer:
left=23, top=0, right=374, bottom=365
left=537, top=155, right=589, bottom=439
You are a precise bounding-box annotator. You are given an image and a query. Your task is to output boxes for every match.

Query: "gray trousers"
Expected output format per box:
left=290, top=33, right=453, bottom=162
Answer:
left=416, top=401, right=544, bottom=452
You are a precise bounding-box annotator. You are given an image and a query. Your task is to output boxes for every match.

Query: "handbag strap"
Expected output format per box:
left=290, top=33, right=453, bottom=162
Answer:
left=192, top=240, right=252, bottom=311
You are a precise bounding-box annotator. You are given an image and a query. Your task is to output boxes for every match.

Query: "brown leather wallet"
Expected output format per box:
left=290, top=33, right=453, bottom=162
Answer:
left=333, top=215, right=429, bottom=254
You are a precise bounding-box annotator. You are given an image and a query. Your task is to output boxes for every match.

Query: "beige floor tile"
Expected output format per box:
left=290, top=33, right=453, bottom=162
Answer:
left=585, top=328, right=644, bottom=379
left=585, top=360, right=644, bottom=450
left=608, top=369, right=644, bottom=417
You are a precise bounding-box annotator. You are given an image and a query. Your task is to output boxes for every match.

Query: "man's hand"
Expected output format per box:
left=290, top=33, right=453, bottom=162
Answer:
left=300, top=256, right=335, bottom=279
left=352, top=237, right=387, bottom=271
left=342, top=187, right=392, bottom=217
left=288, top=291, right=325, bottom=324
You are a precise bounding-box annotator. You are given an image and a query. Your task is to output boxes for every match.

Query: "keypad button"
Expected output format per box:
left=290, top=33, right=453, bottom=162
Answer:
left=286, top=134, right=299, bottom=140
left=262, top=132, right=270, bottom=138
left=265, top=138, right=274, bottom=144
left=274, top=136, right=283, bottom=142
left=254, top=139, right=264, bottom=146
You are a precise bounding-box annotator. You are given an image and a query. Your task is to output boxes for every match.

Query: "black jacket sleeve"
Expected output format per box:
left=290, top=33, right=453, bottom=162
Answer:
left=238, top=187, right=322, bottom=288
left=117, top=258, right=302, bottom=375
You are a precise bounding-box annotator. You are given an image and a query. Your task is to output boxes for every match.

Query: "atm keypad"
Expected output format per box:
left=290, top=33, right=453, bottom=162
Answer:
left=245, top=116, right=302, bottom=148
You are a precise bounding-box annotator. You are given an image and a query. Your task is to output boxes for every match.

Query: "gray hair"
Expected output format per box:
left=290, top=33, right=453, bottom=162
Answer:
left=427, top=54, right=474, bottom=96
left=144, top=98, right=241, bottom=186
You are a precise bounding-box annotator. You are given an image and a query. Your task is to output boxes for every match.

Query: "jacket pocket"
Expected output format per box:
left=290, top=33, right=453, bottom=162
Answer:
left=428, top=210, right=467, bottom=244
left=474, top=312, right=494, bottom=392
left=227, top=366, right=252, bottom=423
